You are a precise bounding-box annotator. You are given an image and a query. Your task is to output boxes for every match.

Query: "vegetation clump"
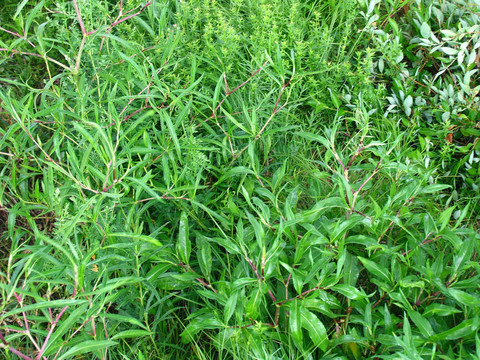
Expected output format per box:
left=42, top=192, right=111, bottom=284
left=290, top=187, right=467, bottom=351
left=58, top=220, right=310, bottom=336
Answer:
left=0, top=0, right=479, bottom=359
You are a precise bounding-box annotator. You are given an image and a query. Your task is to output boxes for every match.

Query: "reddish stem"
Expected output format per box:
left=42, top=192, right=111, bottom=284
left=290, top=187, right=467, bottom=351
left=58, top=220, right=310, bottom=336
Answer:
left=8, top=347, right=33, bottom=360
left=72, top=0, right=87, bottom=36
left=200, top=61, right=268, bottom=127
left=36, top=306, right=68, bottom=360
left=110, top=2, right=151, bottom=28
left=346, top=144, right=365, bottom=170
left=0, top=26, right=35, bottom=47
left=246, top=257, right=261, bottom=280
left=0, top=332, right=8, bottom=346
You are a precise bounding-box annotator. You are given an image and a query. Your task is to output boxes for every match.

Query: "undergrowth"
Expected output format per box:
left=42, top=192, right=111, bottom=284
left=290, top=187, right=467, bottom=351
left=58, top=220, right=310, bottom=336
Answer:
left=0, top=0, right=479, bottom=359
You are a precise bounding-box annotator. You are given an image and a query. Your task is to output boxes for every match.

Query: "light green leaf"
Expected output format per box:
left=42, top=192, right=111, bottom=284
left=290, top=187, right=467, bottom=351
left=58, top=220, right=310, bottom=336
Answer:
left=197, top=235, right=212, bottom=278
left=422, top=184, right=451, bottom=194
left=441, top=47, right=458, bottom=55
left=110, top=330, right=152, bottom=340
left=57, top=340, right=117, bottom=360
left=177, top=211, right=190, bottom=264
left=108, top=233, right=162, bottom=247
left=420, top=22, right=431, bottom=38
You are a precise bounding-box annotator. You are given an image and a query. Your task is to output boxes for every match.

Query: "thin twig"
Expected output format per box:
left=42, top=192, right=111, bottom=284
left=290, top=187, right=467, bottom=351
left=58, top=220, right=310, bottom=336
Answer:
left=0, top=26, right=35, bottom=47
left=0, top=49, right=71, bottom=71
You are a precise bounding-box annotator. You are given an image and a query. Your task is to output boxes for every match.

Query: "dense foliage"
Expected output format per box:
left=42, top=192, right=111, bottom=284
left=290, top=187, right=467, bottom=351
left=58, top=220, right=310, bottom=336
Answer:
left=1, top=0, right=479, bottom=359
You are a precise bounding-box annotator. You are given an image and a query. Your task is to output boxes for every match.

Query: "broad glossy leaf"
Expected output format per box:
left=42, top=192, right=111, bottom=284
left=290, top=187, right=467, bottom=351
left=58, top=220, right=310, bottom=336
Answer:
left=303, top=299, right=336, bottom=318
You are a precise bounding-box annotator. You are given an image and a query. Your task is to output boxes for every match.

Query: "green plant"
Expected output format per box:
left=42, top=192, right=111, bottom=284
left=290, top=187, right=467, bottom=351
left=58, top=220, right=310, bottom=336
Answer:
left=0, top=0, right=479, bottom=359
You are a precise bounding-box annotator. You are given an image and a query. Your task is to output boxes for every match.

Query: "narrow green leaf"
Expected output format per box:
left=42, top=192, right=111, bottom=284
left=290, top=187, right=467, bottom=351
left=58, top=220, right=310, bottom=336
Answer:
left=161, top=111, right=181, bottom=159
left=328, top=88, right=342, bottom=109
left=215, top=166, right=254, bottom=185
left=407, top=309, right=434, bottom=338
left=180, top=316, right=221, bottom=343
left=44, top=305, right=89, bottom=355
left=438, top=206, right=455, bottom=232
left=80, top=277, right=143, bottom=296
left=453, top=237, right=475, bottom=275
left=177, top=211, right=190, bottom=264
left=14, top=0, right=30, bottom=19
left=57, top=340, right=117, bottom=360
left=224, top=291, right=238, bottom=324
left=421, top=184, right=451, bottom=194
left=296, top=132, right=331, bottom=149
left=332, top=284, right=368, bottom=300
left=25, top=0, right=45, bottom=34
left=431, top=317, right=480, bottom=341
left=424, top=304, right=461, bottom=317
left=448, top=288, right=480, bottom=307
left=102, top=313, right=147, bottom=329
left=358, top=256, right=391, bottom=284
left=110, top=330, right=152, bottom=340
left=1, top=300, right=86, bottom=320
left=289, top=299, right=303, bottom=346
left=197, top=235, right=212, bottom=278
left=108, top=233, right=162, bottom=247
left=300, top=307, right=328, bottom=351
left=207, top=236, right=241, bottom=254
